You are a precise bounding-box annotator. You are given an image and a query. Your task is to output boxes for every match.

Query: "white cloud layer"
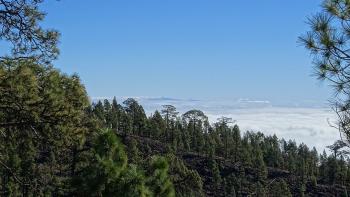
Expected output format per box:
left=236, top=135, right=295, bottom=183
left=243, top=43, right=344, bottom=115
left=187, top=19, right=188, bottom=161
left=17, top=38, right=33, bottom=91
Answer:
left=206, top=107, right=338, bottom=152
left=92, top=97, right=339, bottom=152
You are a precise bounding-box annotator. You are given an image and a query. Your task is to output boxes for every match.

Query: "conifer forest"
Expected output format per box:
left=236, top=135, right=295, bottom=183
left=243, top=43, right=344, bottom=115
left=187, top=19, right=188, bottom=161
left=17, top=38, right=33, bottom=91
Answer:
left=1, top=0, right=350, bottom=196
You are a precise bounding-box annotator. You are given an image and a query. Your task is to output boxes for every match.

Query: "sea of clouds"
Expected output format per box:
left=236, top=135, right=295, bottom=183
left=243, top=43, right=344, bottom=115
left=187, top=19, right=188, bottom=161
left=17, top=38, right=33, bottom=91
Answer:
left=92, top=96, right=339, bottom=152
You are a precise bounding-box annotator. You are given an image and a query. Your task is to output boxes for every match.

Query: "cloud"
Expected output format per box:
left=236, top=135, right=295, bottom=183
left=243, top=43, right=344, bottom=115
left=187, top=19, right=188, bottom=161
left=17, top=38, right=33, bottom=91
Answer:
left=205, top=107, right=338, bottom=152
left=92, top=96, right=339, bottom=152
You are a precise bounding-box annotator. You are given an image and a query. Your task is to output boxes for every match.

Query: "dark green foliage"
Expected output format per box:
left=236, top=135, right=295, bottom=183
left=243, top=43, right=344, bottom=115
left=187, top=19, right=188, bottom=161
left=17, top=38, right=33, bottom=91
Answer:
left=269, top=179, right=292, bottom=197
left=161, top=105, right=178, bottom=142
left=128, top=138, right=141, bottom=164
left=2, top=0, right=347, bottom=195
left=0, top=61, right=176, bottom=196
left=73, top=129, right=175, bottom=197
left=182, top=109, right=208, bottom=152
left=2, top=69, right=349, bottom=196
left=166, top=154, right=204, bottom=197
left=148, top=110, right=166, bottom=139
left=255, top=182, right=267, bottom=197
left=210, top=157, right=222, bottom=188
left=87, top=99, right=350, bottom=195
left=300, top=0, right=350, bottom=154
left=110, top=97, right=120, bottom=130
left=253, top=148, right=267, bottom=183
left=0, top=60, right=89, bottom=196
left=0, top=0, right=60, bottom=63
left=299, top=181, right=306, bottom=197
left=123, top=98, right=147, bottom=136
left=232, top=125, right=241, bottom=162
left=1, top=0, right=348, bottom=195
left=146, top=156, right=175, bottom=197
left=223, top=174, right=237, bottom=197
left=263, top=135, right=282, bottom=168
left=73, top=129, right=129, bottom=196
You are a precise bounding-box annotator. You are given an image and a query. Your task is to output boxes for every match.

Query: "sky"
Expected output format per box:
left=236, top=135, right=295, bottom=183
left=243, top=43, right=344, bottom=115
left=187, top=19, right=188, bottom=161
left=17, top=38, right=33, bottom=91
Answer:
left=40, top=0, right=331, bottom=103
left=35, top=1, right=344, bottom=151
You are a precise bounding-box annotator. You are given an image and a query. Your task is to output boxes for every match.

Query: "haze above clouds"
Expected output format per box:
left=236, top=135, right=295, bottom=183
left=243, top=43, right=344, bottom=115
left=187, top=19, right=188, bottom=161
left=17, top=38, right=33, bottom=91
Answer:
left=93, top=96, right=339, bottom=152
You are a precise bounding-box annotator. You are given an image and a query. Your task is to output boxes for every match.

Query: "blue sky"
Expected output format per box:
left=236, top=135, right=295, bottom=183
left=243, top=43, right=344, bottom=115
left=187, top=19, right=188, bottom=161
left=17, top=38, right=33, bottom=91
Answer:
left=41, top=0, right=330, bottom=103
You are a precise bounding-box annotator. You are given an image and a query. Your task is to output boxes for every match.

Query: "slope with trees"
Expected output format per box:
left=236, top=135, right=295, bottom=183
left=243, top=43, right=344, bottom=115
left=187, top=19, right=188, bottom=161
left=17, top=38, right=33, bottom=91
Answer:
left=1, top=0, right=350, bottom=196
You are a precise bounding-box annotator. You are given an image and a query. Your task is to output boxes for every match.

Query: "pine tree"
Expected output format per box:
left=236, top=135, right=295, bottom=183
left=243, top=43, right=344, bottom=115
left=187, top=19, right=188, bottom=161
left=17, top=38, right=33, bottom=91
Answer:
left=0, top=60, right=89, bottom=195
left=216, top=117, right=234, bottom=158
left=166, top=154, right=204, bottom=197
left=146, top=156, right=175, bottom=197
left=300, top=0, right=350, bottom=151
left=255, top=182, right=267, bottom=197
left=253, top=148, right=267, bottom=183
left=264, top=135, right=282, bottom=168
left=232, top=125, right=241, bottom=162
left=72, top=129, right=128, bottom=196
left=182, top=109, right=208, bottom=151
left=73, top=129, right=175, bottom=196
left=0, top=0, right=60, bottom=63
left=241, top=137, right=252, bottom=167
left=161, top=105, right=178, bottom=142
left=123, top=98, right=147, bottom=136
left=111, top=96, right=120, bottom=131
left=129, top=138, right=141, bottom=164
left=269, top=179, right=292, bottom=197
left=299, top=181, right=306, bottom=197
left=209, top=152, right=222, bottom=188
left=224, top=174, right=237, bottom=197
left=319, top=150, right=328, bottom=183
left=148, top=110, right=166, bottom=139
left=103, top=99, right=112, bottom=128
left=93, top=100, right=106, bottom=125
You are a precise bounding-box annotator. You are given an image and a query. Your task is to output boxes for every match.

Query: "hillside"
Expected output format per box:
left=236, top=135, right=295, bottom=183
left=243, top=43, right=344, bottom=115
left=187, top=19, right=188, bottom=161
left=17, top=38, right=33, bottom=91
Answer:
left=2, top=0, right=350, bottom=196
left=1, top=61, right=349, bottom=196
left=122, top=134, right=348, bottom=196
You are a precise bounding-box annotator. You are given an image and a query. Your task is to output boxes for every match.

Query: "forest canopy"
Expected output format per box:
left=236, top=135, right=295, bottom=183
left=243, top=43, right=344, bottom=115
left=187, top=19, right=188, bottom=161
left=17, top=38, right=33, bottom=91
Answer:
left=0, top=0, right=350, bottom=196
